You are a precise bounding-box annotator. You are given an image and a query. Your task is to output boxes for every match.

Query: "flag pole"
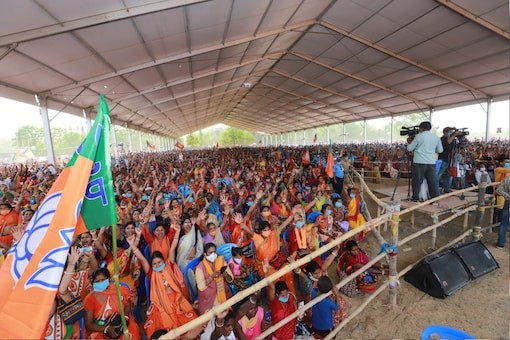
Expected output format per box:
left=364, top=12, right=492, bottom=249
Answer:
left=111, top=225, right=129, bottom=339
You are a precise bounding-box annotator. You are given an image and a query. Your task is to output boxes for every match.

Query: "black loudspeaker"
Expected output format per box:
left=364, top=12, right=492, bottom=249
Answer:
left=404, top=251, right=471, bottom=299
left=452, top=240, right=499, bottom=279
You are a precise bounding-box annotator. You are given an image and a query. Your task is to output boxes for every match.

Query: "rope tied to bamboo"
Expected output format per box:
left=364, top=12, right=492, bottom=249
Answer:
left=387, top=275, right=400, bottom=289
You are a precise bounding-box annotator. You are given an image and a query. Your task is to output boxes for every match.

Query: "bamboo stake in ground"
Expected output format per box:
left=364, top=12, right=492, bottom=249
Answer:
left=388, top=202, right=400, bottom=307
left=473, top=173, right=488, bottom=241
left=110, top=224, right=129, bottom=340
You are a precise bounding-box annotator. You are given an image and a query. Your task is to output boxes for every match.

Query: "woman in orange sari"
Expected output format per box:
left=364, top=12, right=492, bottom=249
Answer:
left=83, top=268, right=140, bottom=339
left=128, top=231, right=202, bottom=339
left=249, top=215, right=295, bottom=294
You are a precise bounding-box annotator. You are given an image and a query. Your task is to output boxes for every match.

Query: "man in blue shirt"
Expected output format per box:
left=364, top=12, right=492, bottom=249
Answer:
left=407, top=121, right=443, bottom=203
left=333, top=158, right=344, bottom=197
left=311, top=276, right=339, bottom=337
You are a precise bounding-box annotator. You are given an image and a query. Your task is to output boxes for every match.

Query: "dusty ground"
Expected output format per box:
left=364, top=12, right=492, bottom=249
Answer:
left=332, top=185, right=509, bottom=340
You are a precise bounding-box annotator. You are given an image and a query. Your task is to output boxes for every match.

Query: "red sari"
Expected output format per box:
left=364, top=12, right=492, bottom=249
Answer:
left=269, top=293, right=297, bottom=340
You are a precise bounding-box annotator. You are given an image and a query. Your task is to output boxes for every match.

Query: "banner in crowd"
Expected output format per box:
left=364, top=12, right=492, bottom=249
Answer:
left=0, top=95, right=116, bottom=338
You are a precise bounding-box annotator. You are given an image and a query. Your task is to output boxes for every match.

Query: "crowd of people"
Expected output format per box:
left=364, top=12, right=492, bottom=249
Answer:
left=0, top=132, right=508, bottom=339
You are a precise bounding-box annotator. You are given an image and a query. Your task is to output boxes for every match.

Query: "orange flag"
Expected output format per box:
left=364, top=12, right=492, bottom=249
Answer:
left=326, top=147, right=335, bottom=178
left=0, top=96, right=113, bottom=338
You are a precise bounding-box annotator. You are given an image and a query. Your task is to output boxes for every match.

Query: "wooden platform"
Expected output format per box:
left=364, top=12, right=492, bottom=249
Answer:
left=366, top=181, right=483, bottom=214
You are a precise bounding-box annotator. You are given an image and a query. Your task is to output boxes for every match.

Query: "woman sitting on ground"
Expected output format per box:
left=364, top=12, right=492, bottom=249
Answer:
left=336, top=240, right=387, bottom=294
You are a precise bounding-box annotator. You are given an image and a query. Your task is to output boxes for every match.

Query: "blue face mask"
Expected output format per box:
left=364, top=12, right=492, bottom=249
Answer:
left=335, top=201, right=343, bottom=208
left=349, top=193, right=356, bottom=198
left=125, top=193, right=133, bottom=198
left=93, top=279, right=109, bottom=292
left=295, top=221, right=304, bottom=229
left=188, top=197, right=194, bottom=203
left=278, top=295, right=289, bottom=303
left=247, top=201, right=254, bottom=207
left=153, top=263, right=165, bottom=272
left=505, top=163, right=510, bottom=169
left=142, top=194, right=149, bottom=200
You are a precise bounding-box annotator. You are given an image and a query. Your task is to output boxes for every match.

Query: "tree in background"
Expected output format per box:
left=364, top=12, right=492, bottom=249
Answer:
left=219, top=127, right=255, bottom=146
left=186, top=133, right=200, bottom=148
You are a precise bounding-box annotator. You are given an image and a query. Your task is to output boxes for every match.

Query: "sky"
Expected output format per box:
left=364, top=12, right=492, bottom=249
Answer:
left=1, top=96, right=508, bottom=140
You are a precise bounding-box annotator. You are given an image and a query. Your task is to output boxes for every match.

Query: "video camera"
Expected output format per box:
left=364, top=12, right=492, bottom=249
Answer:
left=451, top=127, right=469, bottom=139
left=400, top=126, right=420, bottom=140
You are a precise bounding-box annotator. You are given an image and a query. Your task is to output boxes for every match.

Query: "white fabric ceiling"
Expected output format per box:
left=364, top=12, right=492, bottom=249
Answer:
left=0, top=0, right=508, bottom=138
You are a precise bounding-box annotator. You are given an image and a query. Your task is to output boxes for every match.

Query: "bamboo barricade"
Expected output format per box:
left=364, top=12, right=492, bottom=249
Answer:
left=325, top=228, right=472, bottom=339
left=162, top=214, right=391, bottom=339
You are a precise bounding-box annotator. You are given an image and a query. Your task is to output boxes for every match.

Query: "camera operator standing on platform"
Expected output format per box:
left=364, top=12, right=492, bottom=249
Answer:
left=437, top=127, right=460, bottom=193
left=406, top=121, right=443, bottom=203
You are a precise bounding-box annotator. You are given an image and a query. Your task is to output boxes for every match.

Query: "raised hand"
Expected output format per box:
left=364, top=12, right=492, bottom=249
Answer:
left=68, top=246, right=80, bottom=265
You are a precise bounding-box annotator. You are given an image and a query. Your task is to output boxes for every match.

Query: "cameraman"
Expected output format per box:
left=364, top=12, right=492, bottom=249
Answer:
left=406, top=121, right=443, bottom=203
left=437, top=127, right=460, bottom=193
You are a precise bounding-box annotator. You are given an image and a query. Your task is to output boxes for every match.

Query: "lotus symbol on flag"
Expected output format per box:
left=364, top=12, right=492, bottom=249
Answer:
left=10, top=191, right=74, bottom=290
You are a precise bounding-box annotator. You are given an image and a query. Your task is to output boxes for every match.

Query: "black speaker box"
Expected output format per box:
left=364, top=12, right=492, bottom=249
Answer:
left=452, top=240, right=499, bottom=279
left=405, top=241, right=499, bottom=299
left=404, top=251, right=471, bottom=299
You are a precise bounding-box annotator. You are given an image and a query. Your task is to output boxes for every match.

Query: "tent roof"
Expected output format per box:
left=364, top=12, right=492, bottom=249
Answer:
left=0, top=0, right=508, bottom=138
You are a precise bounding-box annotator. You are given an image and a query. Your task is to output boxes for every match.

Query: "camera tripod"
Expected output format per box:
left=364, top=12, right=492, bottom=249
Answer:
left=391, top=150, right=412, bottom=201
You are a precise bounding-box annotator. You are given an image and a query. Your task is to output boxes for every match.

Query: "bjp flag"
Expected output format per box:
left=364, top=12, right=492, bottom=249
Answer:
left=0, top=95, right=116, bottom=339
left=326, top=147, right=335, bottom=178
left=175, top=141, right=185, bottom=150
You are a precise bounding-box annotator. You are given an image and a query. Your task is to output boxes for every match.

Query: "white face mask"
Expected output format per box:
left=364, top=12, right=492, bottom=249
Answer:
left=309, top=274, right=319, bottom=282
left=234, top=258, right=242, bottom=265
left=205, top=253, right=217, bottom=263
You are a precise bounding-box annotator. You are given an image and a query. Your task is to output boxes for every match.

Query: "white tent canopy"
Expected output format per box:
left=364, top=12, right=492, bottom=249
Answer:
left=0, top=0, right=508, bottom=138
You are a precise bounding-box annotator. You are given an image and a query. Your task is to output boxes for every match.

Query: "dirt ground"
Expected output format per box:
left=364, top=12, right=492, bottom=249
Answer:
left=332, top=187, right=509, bottom=340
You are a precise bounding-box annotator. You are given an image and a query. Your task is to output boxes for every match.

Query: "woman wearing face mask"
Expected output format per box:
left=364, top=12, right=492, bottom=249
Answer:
left=195, top=243, right=234, bottom=314
left=263, top=259, right=297, bottom=340
left=83, top=268, right=140, bottom=339
left=289, top=209, right=319, bottom=259
left=345, top=187, right=366, bottom=242
left=129, top=234, right=200, bottom=339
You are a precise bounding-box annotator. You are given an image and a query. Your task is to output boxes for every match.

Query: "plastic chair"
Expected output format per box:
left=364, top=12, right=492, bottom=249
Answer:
left=143, top=244, right=151, bottom=261
left=183, top=256, right=202, bottom=302
left=217, top=243, right=237, bottom=263
left=307, top=211, right=321, bottom=223
left=144, top=275, right=151, bottom=305
left=282, top=228, right=290, bottom=255
left=421, top=325, right=475, bottom=340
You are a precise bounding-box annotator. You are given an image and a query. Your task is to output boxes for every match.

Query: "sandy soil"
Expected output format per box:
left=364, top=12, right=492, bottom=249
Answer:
left=332, top=189, right=509, bottom=340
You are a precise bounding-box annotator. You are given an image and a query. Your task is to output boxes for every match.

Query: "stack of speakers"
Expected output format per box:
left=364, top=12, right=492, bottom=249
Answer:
left=404, top=240, right=499, bottom=299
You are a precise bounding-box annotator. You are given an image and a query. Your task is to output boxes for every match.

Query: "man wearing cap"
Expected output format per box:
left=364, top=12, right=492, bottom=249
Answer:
left=437, top=127, right=460, bottom=193
left=0, top=202, right=19, bottom=251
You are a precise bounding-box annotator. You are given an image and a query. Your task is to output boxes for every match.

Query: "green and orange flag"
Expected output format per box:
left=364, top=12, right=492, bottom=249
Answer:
left=0, top=95, right=116, bottom=338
